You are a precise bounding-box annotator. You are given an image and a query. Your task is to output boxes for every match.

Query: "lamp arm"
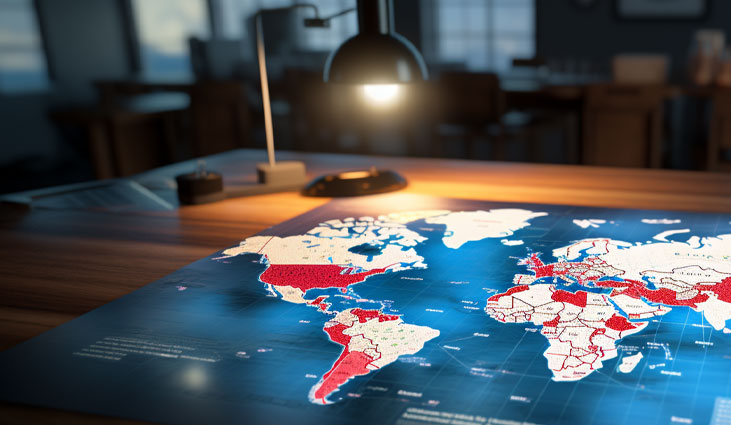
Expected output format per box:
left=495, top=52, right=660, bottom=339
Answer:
left=321, top=7, right=356, bottom=22
left=255, top=4, right=320, bottom=168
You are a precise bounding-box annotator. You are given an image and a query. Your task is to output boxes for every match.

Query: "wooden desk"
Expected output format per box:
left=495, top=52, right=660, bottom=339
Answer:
left=2, top=149, right=731, bottom=424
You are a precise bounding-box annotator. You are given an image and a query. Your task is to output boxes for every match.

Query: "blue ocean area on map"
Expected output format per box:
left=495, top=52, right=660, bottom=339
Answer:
left=1, top=194, right=731, bottom=425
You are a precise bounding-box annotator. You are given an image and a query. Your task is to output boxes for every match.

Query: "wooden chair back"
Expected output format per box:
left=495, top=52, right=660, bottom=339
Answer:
left=284, top=68, right=333, bottom=151
left=582, top=84, right=664, bottom=168
left=708, top=90, right=731, bottom=171
left=189, top=81, right=252, bottom=157
left=437, top=72, right=505, bottom=127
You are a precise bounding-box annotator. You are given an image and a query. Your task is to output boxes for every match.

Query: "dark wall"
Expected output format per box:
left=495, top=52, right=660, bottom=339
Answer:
left=536, top=0, right=731, bottom=81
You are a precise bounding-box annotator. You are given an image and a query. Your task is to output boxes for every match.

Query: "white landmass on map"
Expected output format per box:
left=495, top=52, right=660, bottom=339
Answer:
left=573, top=219, right=606, bottom=229
left=222, top=211, right=449, bottom=271
left=653, top=229, right=691, bottom=242
left=345, top=314, right=439, bottom=369
left=618, top=352, right=643, bottom=373
left=642, top=218, right=682, bottom=225
left=501, top=239, right=524, bottom=246
left=610, top=293, right=672, bottom=319
left=426, top=209, right=547, bottom=249
left=553, top=235, right=731, bottom=277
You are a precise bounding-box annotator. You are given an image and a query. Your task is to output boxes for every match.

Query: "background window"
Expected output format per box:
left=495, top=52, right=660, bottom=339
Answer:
left=0, top=0, right=49, bottom=93
left=217, top=0, right=356, bottom=52
left=295, top=0, right=356, bottom=52
left=217, top=0, right=289, bottom=40
left=434, top=0, right=535, bottom=72
left=132, top=0, right=210, bottom=77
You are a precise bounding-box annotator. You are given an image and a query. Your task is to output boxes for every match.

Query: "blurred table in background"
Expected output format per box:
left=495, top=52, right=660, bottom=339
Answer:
left=88, top=73, right=731, bottom=170
left=52, top=92, right=190, bottom=179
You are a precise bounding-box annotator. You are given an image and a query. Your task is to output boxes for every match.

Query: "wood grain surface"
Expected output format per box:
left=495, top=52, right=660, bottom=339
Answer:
left=2, top=149, right=731, bottom=424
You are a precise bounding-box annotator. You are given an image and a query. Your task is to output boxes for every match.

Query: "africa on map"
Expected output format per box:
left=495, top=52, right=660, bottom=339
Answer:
left=1, top=194, right=731, bottom=425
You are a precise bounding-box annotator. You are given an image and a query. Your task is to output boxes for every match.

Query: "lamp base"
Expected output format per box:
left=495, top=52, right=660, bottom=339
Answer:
left=256, top=161, right=307, bottom=185
left=176, top=161, right=308, bottom=204
left=223, top=161, right=308, bottom=198
left=302, top=168, right=407, bottom=197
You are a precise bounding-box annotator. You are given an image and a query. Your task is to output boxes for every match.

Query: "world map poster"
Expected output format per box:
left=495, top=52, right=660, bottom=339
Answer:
left=2, top=194, right=731, bottom=425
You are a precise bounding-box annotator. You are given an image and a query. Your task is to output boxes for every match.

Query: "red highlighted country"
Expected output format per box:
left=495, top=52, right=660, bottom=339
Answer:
left=351, top=308, right=399, bottom=323
left=543, top=315, right=560, bottom=327
left=551, top=289, right=588, bottom=307
left=596, top=279, right=710, bottom=307
left=605, top=314, right=637, bottom=331
left=488, top=285, right=530, bottom=302
left=308, top=296, right=331, bottom=312
left=523, top=254, right=615, bottom=285
left=697, top=277, right=731, bottom=304
left=312, top=351, right=371, bottom=402
left=259, top=264, right=388, bottom=291
left=525, top=254, right=555, bottom=278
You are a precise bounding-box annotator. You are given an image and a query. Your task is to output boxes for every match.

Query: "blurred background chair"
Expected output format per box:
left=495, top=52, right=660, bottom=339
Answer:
left=189, top=81, right=253, bottom=157
left=707, top=90, right=731, bottom=171
left=582, top=84, right=665, bottom=168
left=435, top=72, right=508, bottom=159
left=436, top=71, right=578, bottom=163
left=284, top=68, right=334, bottom=153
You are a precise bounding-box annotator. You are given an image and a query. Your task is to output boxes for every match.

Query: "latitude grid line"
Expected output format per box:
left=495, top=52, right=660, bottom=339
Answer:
left=652, top=215, right=724, bottom=425
left=491, top=333, right=552, bottom=420
left=464, top=331, right=530, bottom=413
left=689, top=314, right=713, bottom=421
left=624, top=308, right=691, bottom=425
left=387, top=249, right=495, bottom=412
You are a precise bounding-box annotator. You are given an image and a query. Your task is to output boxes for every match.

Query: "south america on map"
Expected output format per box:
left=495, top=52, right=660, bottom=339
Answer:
left=1, top=194, right=731, bottom=425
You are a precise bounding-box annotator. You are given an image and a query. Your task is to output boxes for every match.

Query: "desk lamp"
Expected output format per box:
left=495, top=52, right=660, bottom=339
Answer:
left=303, top=0, right=428, bottom=197
left=249, top=4, right=317, bottom=191
left=178, top=4, right=349, bottom=203
left=177, top=1, right=427, bottom=203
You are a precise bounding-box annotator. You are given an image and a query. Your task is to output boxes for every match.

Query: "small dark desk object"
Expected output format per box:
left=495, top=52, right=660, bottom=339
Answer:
left=175, top=167, right=225, bottom=205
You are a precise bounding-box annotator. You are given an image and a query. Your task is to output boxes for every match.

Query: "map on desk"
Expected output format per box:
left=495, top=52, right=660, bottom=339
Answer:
left=2, top=194, right=731, bottom=425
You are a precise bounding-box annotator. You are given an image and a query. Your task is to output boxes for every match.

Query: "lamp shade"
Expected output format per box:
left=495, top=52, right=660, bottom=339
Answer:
left=323, top=32, right=428, bottom=84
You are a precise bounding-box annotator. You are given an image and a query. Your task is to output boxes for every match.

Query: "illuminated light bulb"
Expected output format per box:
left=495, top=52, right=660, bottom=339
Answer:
left=362, top=84, right=400, bottom=105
